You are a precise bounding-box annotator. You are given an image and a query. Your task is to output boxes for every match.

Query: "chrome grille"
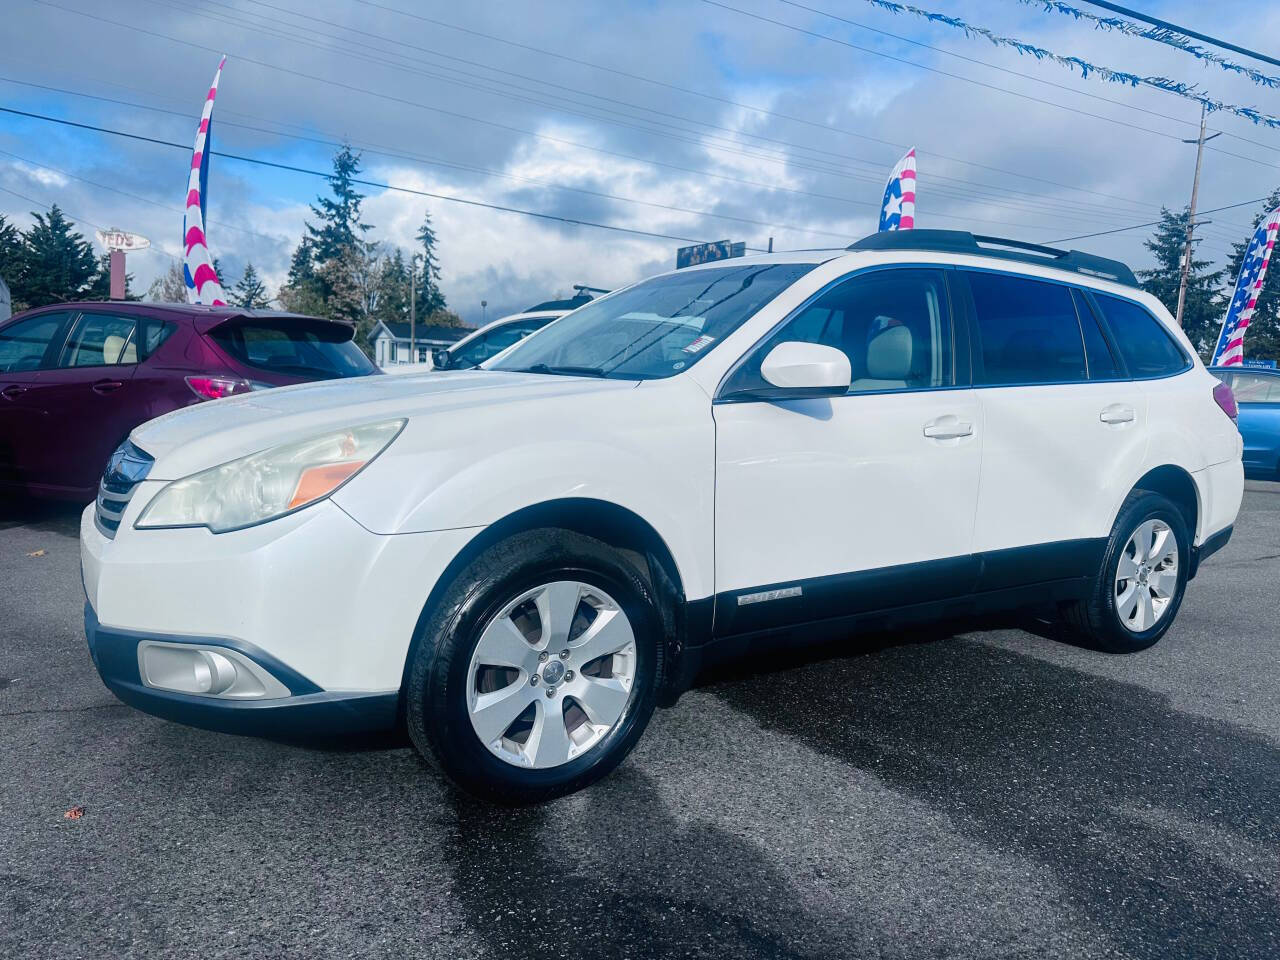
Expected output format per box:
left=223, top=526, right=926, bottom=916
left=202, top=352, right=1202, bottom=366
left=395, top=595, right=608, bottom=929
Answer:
left=95, top=441, right=154, bottom=539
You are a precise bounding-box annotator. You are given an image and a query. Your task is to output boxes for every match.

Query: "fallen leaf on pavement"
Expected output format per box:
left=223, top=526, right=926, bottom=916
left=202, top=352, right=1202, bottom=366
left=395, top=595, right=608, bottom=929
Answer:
left=64, top=806, right=85, bottom=820
left=26, top=549, right=46, bottom=558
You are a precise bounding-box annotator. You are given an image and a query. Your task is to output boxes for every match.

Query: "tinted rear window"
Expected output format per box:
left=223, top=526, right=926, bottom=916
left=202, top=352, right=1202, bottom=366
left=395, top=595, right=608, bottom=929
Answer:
left=967, top=272, right=1087, bottom=385
left=209, top=320, right=375, bottom=378
left=1091, top=294, right=1189, bottom=379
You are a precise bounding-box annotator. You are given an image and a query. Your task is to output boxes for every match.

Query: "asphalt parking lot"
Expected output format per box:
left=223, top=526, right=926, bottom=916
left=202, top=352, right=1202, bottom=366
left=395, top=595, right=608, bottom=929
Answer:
left=3, top=483, right=1279, bottom=959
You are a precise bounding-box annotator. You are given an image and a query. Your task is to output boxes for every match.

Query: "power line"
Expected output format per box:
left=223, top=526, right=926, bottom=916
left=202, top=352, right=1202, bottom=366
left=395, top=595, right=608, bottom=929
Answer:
left=344, top=0, right=1177, bottom=211
left=701, top=0, right=1280, bottom=172
left=0, top=105, right=769, bottom=249
left=1077, top=1, right=1280, bottom=70
left=31, top=0, right=1150, bottom=234
left=137, top=0, right=1159, bottom=229
left=1045, top=197, right=1272, bottom=244
left=0, top=146, right=282, bottom=245
left=0, top=78, right=866, bottom=243
left=0, top=183, right=179, bottom=262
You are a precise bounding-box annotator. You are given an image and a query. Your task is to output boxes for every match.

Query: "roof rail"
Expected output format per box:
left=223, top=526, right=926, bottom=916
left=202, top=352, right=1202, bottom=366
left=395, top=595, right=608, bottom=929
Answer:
left=846, top=229, right=1139, bottom=287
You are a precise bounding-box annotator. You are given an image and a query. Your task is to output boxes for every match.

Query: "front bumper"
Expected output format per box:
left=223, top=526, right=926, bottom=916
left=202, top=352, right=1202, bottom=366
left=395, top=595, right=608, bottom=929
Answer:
left=85, top=603, right=397, bottom=736
left=81, top=494, right=482, bottom=737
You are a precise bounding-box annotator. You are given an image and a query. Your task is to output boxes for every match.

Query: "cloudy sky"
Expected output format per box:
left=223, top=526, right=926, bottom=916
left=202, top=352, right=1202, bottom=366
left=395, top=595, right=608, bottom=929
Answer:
left=2, top=0, right=1279, bottom=324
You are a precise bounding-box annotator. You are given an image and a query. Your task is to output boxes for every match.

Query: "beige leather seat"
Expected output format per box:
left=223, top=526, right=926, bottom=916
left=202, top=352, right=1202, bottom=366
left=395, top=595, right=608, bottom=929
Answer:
left=100, top=334, right=137, bottom=365
left=101, top=334, right=126, bottom=365
left=850, top=324, right=913, bottom=391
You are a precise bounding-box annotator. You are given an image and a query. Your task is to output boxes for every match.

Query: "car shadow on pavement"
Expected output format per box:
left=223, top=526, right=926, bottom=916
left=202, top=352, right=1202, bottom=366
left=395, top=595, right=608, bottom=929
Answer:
left=443, top=769, right=824, bottom=960
left=708, top=629, right=1280, bottom=960
left=0, top=495, right=84, bottom=535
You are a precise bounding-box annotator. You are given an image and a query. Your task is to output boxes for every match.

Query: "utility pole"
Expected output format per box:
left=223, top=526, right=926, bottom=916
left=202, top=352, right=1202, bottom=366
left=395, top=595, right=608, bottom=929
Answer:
left=409, top=252, right=420, bottom=364
left=1175, top=104, right=1221, bottom=327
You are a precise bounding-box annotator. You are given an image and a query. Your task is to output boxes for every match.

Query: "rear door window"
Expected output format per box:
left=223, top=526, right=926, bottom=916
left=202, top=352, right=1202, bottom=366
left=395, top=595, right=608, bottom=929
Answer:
left=966, top=272, right=1087, bottom=385
left=0, top=312, right=70, bottom=371
left=1090, top=293, right=1189, bottom=379
left=58, top=312, right=139, bottom=367
left=209, top=320, right=376, bottom=378
left=1231, top=373, right=1280, bottom=402
left=1071, top=289, right=1121, bottom=380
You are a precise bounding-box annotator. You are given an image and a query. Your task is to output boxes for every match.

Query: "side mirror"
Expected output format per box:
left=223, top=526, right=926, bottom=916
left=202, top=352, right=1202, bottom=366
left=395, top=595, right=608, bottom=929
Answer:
left=431, top=348, right=450, bottom=370
left=755, top=341, right=850, bottom=398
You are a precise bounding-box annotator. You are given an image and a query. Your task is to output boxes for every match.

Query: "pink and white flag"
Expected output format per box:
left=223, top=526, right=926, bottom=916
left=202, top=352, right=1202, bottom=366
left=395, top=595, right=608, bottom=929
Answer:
left=183, top=56, right=227, bottom=306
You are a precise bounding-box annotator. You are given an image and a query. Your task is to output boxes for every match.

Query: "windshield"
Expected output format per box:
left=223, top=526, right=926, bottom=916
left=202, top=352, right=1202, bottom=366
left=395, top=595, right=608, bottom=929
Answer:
left=489, top=262, right=818, bottom=379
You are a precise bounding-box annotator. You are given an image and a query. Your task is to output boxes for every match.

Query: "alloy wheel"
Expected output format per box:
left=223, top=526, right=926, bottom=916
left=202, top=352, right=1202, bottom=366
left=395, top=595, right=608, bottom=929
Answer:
left=466, top=580, right=638, bottom=769
left=1114, top=518, right=1179, bottom=633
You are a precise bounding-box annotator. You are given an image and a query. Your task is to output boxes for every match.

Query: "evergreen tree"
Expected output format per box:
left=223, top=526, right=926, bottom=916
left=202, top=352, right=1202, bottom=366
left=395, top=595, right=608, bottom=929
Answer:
left=278, top=236, right=325, bottom=315
left=373, top=248, right=411, bottom=326
left=1220, top=189, right=1280, bottom=363
left=305, top=143, right=372, bottom=269
left=414, top=210, right=447, bottom=315
left=16, top=206, right=100, bottom=307
left=230, top=262, right=271, bottom=309
left=1137, top=207, right=1222, bottom=358
left=0, top=214, right=21, bottom=294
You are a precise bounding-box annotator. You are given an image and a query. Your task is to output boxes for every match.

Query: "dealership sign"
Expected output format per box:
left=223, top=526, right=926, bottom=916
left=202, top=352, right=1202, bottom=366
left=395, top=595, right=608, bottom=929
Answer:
left=676, top=239, right=746, bottom=269
left=96, top=229, right=151, bottom=252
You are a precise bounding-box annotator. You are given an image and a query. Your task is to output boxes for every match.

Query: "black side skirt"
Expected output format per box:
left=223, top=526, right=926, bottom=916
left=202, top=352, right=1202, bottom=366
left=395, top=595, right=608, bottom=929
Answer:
left=708, top=538, right=1107, bottom=642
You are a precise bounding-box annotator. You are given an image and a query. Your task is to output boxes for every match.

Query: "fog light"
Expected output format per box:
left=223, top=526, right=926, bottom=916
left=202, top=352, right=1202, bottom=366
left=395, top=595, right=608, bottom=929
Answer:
left=137, top=641, right=290, bottom=700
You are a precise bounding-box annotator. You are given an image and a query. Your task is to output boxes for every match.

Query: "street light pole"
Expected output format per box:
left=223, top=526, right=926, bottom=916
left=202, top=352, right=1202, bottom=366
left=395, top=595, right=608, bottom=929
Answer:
left=1175, top=105, right=1221, bottom=328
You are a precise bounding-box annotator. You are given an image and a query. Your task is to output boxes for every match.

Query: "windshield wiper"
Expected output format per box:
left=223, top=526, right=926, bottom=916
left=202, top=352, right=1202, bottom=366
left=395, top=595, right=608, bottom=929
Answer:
left=511, top=363, right=608, bottom=378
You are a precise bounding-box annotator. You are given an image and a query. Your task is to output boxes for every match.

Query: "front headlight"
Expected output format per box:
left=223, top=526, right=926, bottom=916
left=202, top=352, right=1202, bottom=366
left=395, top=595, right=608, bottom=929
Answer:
left=136, top=420, right=405, bottom=533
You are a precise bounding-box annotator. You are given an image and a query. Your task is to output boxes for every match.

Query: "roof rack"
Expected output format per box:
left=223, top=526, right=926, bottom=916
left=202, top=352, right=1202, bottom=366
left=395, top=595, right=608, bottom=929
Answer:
left=847, top=229, right=1139, bottom=287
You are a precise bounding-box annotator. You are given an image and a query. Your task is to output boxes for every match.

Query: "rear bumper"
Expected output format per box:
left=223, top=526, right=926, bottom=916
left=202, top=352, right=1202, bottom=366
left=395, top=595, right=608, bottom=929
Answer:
left=84, top=603, right=398, bottom=737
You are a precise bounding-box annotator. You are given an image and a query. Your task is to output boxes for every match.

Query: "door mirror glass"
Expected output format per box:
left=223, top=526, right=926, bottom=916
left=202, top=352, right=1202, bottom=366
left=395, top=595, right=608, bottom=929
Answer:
left=758, top=341, right=851, bottom=395
left=432, top=347, right=451, bottom=369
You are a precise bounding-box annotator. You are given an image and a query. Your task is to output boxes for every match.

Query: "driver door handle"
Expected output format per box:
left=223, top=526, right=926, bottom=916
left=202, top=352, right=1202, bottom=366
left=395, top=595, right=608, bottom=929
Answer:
left=923, top=415, right=974, bottom=440
left=1100, top=403, right=1136, bottom=425
left=92, top=379, right=125, bottom=395
left=0, top=384, right=27, bottom=400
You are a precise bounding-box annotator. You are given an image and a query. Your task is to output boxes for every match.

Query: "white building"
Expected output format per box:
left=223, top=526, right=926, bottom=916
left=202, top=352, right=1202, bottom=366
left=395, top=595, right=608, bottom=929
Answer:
left=370, top=321, right=471, bottom=367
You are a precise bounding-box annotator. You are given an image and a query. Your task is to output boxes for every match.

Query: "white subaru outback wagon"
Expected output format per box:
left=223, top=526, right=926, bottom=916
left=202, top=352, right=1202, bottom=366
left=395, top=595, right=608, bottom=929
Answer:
left=81, top=230, right=1244, bottom=803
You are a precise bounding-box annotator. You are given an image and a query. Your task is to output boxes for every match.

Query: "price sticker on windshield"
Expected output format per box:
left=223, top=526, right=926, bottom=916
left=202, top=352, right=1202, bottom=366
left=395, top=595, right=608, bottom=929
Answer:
left=683, top=334, right=715, bottom=354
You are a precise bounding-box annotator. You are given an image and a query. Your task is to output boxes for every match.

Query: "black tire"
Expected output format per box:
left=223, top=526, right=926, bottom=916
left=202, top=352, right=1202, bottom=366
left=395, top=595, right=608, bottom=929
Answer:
left=405, top=528, right=664, bottom=804
left=1059, top=490, right=1190, bottom=653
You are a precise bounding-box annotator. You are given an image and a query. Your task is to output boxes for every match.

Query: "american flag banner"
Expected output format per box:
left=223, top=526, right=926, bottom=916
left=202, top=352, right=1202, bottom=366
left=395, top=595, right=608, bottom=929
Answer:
left=1212, top=205, right=1280, bottom=366
left=878, top=147, right=916, bottom=232
left=183, top=56, right=228, bottom=306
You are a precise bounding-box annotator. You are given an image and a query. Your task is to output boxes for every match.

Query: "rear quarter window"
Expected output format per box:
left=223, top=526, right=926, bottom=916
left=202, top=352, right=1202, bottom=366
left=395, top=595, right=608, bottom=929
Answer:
left=1091, top=293, right=1189, bottom=379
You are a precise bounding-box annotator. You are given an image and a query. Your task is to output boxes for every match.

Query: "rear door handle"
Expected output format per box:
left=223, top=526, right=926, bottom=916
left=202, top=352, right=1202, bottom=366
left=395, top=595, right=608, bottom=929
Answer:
left=923, top=415, right=974, bottom=440
left=0, top=385, right=27, bottom=400
left=92, top=380, right=125, bottom=395
left=1100, top=403, right=1136, bottom=425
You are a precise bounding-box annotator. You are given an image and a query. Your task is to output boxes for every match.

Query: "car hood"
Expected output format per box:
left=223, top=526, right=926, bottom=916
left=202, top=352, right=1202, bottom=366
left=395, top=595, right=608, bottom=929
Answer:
left=132, top=370, right=635, bottom=479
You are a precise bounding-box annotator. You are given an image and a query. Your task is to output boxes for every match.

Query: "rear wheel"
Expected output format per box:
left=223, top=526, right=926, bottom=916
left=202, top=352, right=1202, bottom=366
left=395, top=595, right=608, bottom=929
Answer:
left=1059, top=491, right=1189, bottom=652
left=405, top=528, right=663, bottom=804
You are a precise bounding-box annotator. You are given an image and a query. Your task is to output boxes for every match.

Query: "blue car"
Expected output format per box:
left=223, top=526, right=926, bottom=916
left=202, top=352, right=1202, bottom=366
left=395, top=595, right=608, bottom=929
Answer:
left=1211, top=366, right=1280, bottom=480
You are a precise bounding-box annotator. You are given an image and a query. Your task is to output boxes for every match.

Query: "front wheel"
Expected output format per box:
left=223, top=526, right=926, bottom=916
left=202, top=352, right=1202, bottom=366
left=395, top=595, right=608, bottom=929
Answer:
left=405, top=529, right=663, bottom=804
left=1059, top=491, right=1190, bottom=653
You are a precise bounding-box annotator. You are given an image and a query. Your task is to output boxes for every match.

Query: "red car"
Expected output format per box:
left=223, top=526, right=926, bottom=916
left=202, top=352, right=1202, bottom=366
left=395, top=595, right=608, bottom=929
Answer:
left=0, top=302, right=377, bottom=501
